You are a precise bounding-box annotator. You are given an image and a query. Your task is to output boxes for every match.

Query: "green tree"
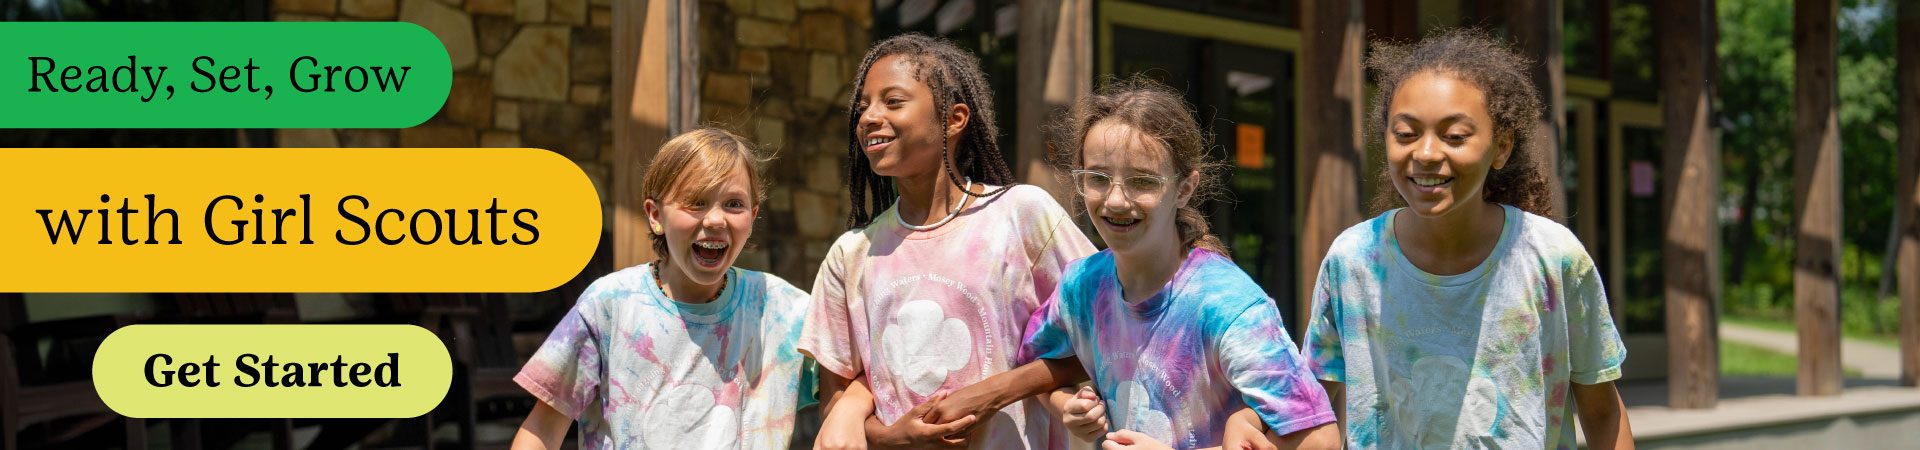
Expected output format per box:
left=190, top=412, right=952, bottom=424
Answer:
left=1717, top=0, right=1902, bottom=332
left=1718, top=0, right=1796, bottom=294
left=1835, top=0, right=1899, bottom=287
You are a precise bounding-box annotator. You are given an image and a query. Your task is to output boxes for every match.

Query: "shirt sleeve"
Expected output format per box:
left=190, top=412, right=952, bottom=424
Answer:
left=1219, top=302, right=1338, bottom=437
left=1029, top=204, right=1096, bottom=309
left=1566, top=253, right=1626, bottom=385
left=513, top=293, right=605, bottom=419
left=797, top=242, right=862, bottom=380
left=1019, top=287, right=1075, bottom=363
left=1301, top=261, right=1345, bottom=383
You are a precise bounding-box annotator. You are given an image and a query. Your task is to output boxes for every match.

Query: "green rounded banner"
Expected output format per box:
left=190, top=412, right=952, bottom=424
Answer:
left=0, top=22, right=450, bottom=128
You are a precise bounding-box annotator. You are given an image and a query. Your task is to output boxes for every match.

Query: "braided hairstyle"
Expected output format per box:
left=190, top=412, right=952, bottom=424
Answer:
left=844, top=33, right=1017, bottom=229
left=1365, top=28, right=1555, bottom=218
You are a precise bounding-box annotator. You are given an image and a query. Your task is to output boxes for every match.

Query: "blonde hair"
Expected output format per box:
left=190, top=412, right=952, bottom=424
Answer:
left=639, top=127, right=771, bottom=258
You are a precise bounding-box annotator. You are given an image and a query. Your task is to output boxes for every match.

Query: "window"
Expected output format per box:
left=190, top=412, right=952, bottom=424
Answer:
left=1618, top=125, right=1663, bottom=333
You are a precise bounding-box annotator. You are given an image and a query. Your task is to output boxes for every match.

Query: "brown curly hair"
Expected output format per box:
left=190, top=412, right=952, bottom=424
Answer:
left=1365, top=28, right=1556, bottom=218
left=1051, top=76, right=1230, bottom=256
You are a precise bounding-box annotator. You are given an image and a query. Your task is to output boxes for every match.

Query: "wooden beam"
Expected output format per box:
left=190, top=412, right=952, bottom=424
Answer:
left=671, top=0, right=698, bottom=131
left=1016, top=0, right=1092, bottom=209
left=612, top=0, right=677, bottom=269
left=1897, top=0, right=1920, bottom=388
left=1298, top=0, right=1366, bottom=327
left=1509, top=0, right=1567, bottom=221
left=1794, top=0, right=1845, bottom=397
left=1655, top=0, right=1720, bottom=409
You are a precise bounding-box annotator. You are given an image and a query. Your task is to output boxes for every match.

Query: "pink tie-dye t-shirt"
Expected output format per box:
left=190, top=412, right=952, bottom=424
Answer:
left=1022, top=248, right=1336, bottom=449
left=798, top=184, right=1095, bottom=450
left=514, top=264, right=812, bottom=450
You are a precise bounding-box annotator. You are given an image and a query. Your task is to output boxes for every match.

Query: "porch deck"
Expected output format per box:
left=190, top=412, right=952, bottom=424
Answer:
left=1578, top=321, right=1920, bottom=449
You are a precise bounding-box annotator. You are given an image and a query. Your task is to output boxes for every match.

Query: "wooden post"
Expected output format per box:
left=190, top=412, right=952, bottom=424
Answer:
left=1655, top=0, right=1720, bottom=409
left=1897, top=0, right=1920, bottom=388
left=1016, top=0, right=1092, bottom=208
left=1508, top=0, right=1568, bottom=221
left=612, top=0, right=681, bottom=269
left=1299, top=0, right=1366, bottom=327
left=1793, top=0, right=1845, bottom=396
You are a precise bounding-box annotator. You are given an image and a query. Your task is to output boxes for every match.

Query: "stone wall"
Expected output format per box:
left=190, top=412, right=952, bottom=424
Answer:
left=700, top=0, right=870, bottom=284
left=271, top=0, right=615, bottom=229
left=272, top=0, right=872, bottom=286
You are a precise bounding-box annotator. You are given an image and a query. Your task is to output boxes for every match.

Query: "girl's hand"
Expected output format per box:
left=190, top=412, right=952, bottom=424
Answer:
left=1102, top=430, right=1173, bottom=450
left=924, top=384, right=1000, bottom=430
left=868, top=393, right=979, bottom=449
left=1219, top=406, right=1275, bottom=450
left=1060, top=386, right=1110, bottom=441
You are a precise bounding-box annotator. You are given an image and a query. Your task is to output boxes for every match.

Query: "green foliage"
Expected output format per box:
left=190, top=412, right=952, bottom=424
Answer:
left=1836, top=0, right=1900, bottom=254
left=1718, top=0, right=1795, bottom=250
left=1717, top=0, right=1902, bottom=332
left=1610, top=0, right=1657, bottom=100
left=1726, top=242, right=1902, bottom=340
left=1841, top=288, right=1903, bottom=338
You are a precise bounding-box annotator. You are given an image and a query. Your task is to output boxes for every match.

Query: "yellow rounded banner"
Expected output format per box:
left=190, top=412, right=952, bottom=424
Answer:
left=93, top=325, right=454, bottom=418
left=0, top=148, right=601, bottom=292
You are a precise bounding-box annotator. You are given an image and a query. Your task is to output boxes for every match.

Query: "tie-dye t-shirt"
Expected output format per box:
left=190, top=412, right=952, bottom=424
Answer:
left=798, top=184, right=1095, bottom=450
left=514, top=263, right=812, bottom=450
left=1303, top=204, right=1626, bottom=449
left=1021, top=248, right=1336, bottom=449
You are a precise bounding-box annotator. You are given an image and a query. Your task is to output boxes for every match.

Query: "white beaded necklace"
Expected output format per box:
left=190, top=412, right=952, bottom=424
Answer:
left=897, top=177, right=973, bottom=232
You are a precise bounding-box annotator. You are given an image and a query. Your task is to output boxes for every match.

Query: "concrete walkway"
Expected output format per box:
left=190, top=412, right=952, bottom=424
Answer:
left=1718, top=322, right=1904, bottom=380
left=1592, top=376, right=1920, bottom=448
left=1575, top=324, right=1920, bottom=447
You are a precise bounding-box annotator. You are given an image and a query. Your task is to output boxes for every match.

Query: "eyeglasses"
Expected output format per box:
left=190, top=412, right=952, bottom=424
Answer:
left=1070, top=169, right=1177, bottom=201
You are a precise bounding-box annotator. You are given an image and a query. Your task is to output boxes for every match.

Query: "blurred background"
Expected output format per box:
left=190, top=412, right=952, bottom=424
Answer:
left=1, top=0, right=1916, bottom=448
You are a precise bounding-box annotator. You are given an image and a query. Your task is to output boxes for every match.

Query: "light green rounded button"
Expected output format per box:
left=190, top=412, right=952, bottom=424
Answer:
left=93, top=324, right=454, bottom=418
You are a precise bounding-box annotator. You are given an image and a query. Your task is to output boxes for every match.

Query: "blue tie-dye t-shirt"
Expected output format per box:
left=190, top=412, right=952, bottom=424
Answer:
left=514, top=264, right=812, bottom=450
left=1303, top=204, right=1626, bottom=449
left=1022, top=248, right=1336, bottom=449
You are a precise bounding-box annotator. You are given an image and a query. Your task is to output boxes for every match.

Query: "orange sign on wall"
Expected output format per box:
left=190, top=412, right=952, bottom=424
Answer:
left=1236, top=123, right=1266, bottom=169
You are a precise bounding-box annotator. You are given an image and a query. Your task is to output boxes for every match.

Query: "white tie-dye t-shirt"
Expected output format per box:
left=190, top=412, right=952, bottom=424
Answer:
left=1022, top=248, right=1336, bottom=449
left=514, top=264, right=812, bottom=450
left=1303, top=204, right=1626, bottom=449
left=798, top=184, right=1096, bottom=450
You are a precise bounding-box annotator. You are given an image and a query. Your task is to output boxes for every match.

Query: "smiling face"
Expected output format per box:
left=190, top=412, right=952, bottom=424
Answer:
left=1385, top=70, right=1513, bottom=219
left=645, top=159, right=757, bottom=287
left=1078, top=121, right=1195, bottom=256
left=855, top=54, right=968, bottom=178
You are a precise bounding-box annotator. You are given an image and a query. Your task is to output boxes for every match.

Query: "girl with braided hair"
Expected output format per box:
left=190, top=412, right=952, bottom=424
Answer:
left=797, top=33, right=1095, bottom=449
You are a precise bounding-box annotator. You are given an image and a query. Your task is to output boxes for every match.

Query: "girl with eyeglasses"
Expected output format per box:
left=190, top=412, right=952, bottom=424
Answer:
left=915, top=77, right=1339, bottom=450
